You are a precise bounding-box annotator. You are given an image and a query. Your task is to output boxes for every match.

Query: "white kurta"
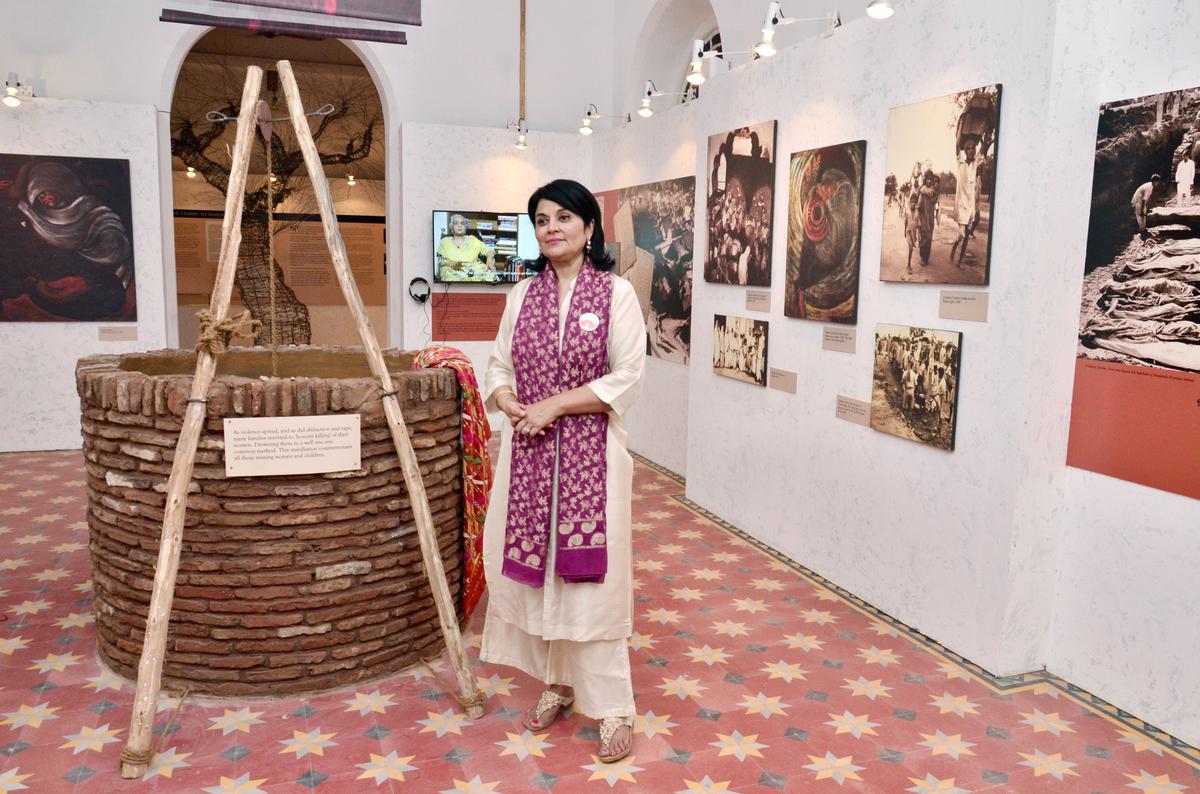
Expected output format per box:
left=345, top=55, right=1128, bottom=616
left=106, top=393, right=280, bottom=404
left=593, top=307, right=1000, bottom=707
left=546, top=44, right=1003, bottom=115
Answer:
left=479, top=272, right=646, bottom=718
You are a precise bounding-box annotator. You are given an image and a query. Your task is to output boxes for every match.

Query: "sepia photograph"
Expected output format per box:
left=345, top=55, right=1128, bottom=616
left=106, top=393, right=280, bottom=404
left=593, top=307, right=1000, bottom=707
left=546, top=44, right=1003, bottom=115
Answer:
left=1066, top=84, right=1200, bottom=499
left=0, top=153, right=137, bottom=322
left=704, top=121, right=777, bottom=286
left=870, top=323, right=962, bottom=451
left=713, top=314, right=769, bottom=386
left=1075, top=86, right=1200, bottom=373
left=607, top=176, right=696, bottom=364
left=785, top=140, right=866, bottom=323
left=880, top=84, right=1001, bottom=285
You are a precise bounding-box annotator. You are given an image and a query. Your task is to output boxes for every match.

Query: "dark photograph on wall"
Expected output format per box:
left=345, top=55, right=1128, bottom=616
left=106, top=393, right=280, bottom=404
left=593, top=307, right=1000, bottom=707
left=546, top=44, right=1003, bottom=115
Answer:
left=713, top=313, right=769, bottom=386
left=704, top=121, right=777, bottom=286
left=1066, top=84, right=1200, bottom=500
left=608, top=176, right=696, bottom=364
left=785, top=140, right=866, bottom=323
left=0, top=154, right=136, bottom=322
left=880, top=84, right=1001, bottom=285
left=870, top=323, right=961, bottom=451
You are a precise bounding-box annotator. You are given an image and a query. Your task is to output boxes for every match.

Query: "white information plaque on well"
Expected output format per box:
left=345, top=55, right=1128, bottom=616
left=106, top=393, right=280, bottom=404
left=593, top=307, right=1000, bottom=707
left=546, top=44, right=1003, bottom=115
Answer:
left=224, top=415, right=361, bottom=477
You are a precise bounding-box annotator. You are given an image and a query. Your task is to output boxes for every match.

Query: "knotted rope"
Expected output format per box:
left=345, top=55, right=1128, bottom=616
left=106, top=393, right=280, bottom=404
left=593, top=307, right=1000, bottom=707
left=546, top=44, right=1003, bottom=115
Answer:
left=194, top=309, right=261, bottom=356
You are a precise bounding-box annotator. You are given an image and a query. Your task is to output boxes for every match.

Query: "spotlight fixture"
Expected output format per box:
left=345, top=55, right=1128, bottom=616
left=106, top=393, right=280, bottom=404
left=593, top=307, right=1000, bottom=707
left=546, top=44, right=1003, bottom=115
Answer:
left=637, top=80, right=692, bottom=120
left=866, top=0, right=895, bottom=19
left=686, top=39, right=707, bottom=86
left=509, top=117, right=529, bottom=150
left=186, top=166, right=197, bottom=179
left=346, top=173, right=356, bottom=187
left=579, top=104, right=599, bottom=136
left=754, top=2, right=841, bottom=58
left=269, top=172, right=278, bottom=183
left=3, top=73, right=32, bottom=108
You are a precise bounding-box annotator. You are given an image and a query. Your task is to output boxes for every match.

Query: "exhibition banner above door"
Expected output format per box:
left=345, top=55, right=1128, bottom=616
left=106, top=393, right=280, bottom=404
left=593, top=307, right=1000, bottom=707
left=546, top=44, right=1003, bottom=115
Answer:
left=161, top=0, right=420, bottom=45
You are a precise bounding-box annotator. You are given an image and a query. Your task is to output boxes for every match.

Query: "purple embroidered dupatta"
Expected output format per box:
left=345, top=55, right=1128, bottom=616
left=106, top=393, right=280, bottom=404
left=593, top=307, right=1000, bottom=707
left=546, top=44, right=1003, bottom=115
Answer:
left=502, top=261, right=613, bottom=587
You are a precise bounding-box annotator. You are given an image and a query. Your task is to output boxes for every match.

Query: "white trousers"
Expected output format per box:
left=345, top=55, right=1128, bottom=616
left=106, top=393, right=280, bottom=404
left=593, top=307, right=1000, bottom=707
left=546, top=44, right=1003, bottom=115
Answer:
left=480, top=614, right=635, bottom=720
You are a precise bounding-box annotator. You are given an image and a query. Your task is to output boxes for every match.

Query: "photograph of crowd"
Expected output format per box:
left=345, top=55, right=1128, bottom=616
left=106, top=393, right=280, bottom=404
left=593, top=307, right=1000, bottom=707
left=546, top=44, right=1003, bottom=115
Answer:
left=785, top=140, right=866, bottom=323
left=880, top=84, right=1001, bottom=285
left=1075, top=85, right=1200, bottom=373
left=704, top=121, right=777, bottom=286
left=0, top=153, right=137, bottom=322
left=712, top=314, right=769, bottom=386
left=870, top=323, right=962, bottom=451
left=606, top=176, right=696, bottom=364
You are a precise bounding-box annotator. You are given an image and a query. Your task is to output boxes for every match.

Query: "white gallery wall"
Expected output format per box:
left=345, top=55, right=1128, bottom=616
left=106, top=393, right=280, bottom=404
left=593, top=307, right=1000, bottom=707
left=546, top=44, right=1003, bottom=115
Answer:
left=0, top=100, right=165, bottom=453
left=596, top=0, right=1200, bottom=747
left=398, top=123, right=591, bottom=394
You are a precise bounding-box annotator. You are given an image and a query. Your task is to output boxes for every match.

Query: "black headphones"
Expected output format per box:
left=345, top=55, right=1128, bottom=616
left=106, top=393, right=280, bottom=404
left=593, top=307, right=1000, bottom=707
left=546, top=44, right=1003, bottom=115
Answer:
left=408, top=276, right=430, bottom=303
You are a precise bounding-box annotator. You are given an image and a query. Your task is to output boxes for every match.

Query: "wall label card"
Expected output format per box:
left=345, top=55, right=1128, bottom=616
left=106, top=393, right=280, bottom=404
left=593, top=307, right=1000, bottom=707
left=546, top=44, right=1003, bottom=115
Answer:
left=835, top=395, right=871, bottom=427
left=98, top=326, right=138, bottom=342
left=939, top=290, right=989, bottom=322
left=746, top=290, right=772, bottom=312
left=822, top=326, right=856, bottom=353
left=224, top=415, right=361, bottom=477
left=768, top=367, right=797, bottom=394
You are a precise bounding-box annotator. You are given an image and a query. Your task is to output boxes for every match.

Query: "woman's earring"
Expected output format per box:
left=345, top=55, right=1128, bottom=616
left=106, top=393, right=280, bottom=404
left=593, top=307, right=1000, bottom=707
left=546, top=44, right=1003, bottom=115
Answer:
left=585, top=240, right=592, bottom=254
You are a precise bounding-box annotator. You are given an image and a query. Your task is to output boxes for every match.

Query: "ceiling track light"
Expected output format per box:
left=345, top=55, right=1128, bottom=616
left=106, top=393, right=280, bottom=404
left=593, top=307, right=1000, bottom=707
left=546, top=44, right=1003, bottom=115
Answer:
left=186, top=166, right=197, bottom=179
left=346, top=173, right=356, bottom=186
left=579, top=103, right=600, bottom=136
left=866, top=0, right=896, bottom=19
left=513, top=117, right=529, bottom=150
left=3, top=72, right=33, bottom=109
left=754, top=2, right=841, bottom=58
left=637, top=79, right=691, bottom=120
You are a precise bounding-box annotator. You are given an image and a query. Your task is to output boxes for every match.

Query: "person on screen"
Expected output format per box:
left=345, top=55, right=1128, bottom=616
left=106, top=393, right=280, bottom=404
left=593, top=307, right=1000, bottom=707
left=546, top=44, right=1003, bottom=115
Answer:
left=437, top=213, right=497, bottom=281
left=480, top=179, right=646, bottom=765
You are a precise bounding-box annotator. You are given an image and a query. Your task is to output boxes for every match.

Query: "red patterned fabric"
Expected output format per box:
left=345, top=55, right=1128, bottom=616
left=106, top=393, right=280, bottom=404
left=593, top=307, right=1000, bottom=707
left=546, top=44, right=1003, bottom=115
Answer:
left=412, top=345, right=491, bottom=622
left=504, top=262, right=614, bottom=587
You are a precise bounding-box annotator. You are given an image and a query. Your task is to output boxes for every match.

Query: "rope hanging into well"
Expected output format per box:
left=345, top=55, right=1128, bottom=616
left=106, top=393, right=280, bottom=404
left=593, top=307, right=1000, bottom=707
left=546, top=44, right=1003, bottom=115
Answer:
left=194, top=309, right=261, bottom=356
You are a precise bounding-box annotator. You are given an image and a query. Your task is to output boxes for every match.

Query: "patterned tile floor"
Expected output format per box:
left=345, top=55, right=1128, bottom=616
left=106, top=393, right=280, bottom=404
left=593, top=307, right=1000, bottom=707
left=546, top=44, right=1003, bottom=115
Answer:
left=0, top=449, right=1196, bottom=792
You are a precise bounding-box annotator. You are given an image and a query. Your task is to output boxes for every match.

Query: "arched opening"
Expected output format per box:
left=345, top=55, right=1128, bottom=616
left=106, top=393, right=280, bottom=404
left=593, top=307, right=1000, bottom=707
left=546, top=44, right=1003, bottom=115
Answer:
left=169, top=29, right=387, bottom=350
left=629, top=0, right=720, bottom=114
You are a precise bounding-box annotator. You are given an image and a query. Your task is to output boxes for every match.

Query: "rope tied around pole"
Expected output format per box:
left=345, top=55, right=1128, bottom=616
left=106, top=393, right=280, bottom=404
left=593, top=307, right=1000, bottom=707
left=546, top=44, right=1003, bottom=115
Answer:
left=194, top=309, right=261, bottom=356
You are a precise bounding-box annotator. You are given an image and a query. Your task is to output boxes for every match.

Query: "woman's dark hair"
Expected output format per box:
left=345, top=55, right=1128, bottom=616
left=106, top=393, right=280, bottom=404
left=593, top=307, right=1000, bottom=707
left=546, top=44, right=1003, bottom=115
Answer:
left=524, top=179, right=615, bottom=272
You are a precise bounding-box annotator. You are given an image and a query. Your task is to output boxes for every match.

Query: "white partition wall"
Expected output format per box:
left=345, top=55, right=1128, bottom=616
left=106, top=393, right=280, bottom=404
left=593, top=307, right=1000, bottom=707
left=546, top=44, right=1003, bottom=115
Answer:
left=398, top=123, right=591, bottom=396
left=0, top=100, right=165, bottom=452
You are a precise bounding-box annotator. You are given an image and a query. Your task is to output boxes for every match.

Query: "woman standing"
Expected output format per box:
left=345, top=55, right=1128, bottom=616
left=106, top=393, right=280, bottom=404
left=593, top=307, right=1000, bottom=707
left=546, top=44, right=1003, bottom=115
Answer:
left=480, top=179, right=646, bottom=763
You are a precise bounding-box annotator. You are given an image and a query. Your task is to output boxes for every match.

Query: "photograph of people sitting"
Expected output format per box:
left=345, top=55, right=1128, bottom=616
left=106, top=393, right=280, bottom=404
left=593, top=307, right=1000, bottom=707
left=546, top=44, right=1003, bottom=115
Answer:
left=437, top=213, right=498, bottom=282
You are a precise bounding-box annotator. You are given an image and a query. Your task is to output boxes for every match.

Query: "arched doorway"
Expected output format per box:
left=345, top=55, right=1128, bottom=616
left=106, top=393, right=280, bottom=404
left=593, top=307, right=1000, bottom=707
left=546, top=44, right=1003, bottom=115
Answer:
left=170, top=29, right=387, bottom=350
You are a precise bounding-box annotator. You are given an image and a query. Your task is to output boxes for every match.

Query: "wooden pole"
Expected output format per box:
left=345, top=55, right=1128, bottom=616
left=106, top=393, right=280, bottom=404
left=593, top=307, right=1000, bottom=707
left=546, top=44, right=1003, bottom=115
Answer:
left=275, top=60, right=484, bottom=719
left=120, top=66, right=264, bottom=779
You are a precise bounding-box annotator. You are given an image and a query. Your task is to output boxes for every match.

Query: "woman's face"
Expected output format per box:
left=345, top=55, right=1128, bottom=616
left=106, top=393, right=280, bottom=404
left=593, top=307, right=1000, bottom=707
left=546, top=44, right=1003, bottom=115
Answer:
left=533, top=199, right=592, bottom=262
left=451, top=216, right=467, bottom=235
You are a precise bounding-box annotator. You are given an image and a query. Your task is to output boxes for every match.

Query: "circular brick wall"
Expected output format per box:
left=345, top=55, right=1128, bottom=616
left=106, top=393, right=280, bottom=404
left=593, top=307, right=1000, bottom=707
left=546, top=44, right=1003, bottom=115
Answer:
left=75, top=347, right=465, bottom=696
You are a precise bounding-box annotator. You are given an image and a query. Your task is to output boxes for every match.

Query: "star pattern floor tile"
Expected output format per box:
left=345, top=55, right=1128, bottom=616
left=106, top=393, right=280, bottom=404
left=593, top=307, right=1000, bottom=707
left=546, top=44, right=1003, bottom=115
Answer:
left=0, top=449, right=1195, bottom=792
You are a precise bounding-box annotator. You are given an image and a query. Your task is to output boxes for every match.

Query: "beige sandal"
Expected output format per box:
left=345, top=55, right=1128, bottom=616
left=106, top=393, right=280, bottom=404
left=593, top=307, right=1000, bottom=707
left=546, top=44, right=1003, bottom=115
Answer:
left=598, top=716, right=634, bottom=763
left=522, top=690, right=574, bottom=731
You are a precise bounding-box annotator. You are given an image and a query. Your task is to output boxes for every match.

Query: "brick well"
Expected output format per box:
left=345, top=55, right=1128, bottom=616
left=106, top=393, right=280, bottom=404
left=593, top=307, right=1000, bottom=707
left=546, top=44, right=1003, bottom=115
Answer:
left=75, top=346, right=465, bottom=696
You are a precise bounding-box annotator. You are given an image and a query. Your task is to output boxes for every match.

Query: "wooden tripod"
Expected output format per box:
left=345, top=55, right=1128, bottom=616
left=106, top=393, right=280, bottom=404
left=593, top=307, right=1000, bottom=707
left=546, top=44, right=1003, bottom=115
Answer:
left=120, top=62, right=483, bottom=779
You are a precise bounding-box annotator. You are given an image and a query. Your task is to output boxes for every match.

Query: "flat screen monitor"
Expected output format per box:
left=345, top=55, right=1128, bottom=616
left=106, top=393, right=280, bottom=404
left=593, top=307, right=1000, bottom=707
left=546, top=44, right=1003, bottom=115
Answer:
left=432, top=210, right=538, bottom=284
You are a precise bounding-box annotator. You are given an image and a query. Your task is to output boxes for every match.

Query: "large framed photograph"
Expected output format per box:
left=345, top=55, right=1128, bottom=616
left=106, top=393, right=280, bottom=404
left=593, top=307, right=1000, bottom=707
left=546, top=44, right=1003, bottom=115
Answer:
left=879, top=84, right=1001, bottom=285
left=870, top=323, right=962, bottom=451
left=0, top=154, right=137, bottom=321
left=602, top=177, right=696, bottom=364
left=785, top=140, right=867, bottom=323
left=1067, top=85, right=1200, bottom=499
left=713, top=314, right=769, bottom=386
left=704, top=121, right=777, bottom=286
